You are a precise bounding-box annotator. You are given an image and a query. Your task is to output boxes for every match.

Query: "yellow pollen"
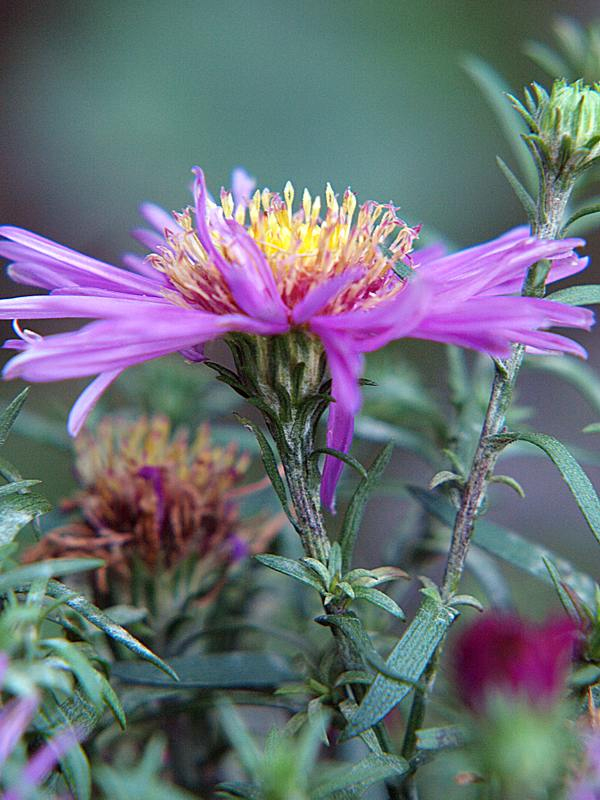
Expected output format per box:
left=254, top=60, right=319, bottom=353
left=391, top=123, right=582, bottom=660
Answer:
left=148, top=180, right=419, bottom=317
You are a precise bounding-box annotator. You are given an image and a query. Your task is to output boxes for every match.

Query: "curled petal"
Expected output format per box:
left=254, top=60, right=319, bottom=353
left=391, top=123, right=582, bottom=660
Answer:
left=68, top=369, right=124, bottom=436
left=192, top=167, right=289, bottom=325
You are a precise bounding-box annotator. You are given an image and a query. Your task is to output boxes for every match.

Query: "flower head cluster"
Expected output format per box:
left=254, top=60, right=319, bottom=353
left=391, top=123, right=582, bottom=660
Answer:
left=454, top=612, right=579, bottom=712
left=0, top=168, right=593, bottom=507
left=25, top=415, right=277, bottom=597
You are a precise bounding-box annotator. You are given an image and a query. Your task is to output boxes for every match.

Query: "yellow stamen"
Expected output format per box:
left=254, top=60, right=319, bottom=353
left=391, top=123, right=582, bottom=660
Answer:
left=149, top=179, right=419, bottom=318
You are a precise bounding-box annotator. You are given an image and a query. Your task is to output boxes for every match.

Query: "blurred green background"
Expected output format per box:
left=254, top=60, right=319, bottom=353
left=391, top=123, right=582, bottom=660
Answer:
left=0, top=1, right=599, bottom=582
left=2, top=3, right=600, bottom=796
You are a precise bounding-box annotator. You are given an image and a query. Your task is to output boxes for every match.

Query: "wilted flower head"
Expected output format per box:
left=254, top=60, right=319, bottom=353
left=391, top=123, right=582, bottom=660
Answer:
left=0, top=168, right=593, bottom=508
left=455, top=612, right=579, bottom=712
left=25, top=416, right=277, bottom=596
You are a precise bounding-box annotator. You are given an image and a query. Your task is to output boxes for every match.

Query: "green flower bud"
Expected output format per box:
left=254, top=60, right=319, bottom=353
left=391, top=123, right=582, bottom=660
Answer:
left=470, top=697, right=575, bottom=799
left=541, top=80, right=600, bottom=154
left=512, top=79, right=600, bottom=179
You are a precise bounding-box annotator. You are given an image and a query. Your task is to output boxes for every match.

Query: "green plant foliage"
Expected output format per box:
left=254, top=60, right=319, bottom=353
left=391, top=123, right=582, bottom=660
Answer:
left=112, top=652, right=298, bottom=689
left=493, top=431, right=600, bottom=545
left=408, top=485, right=597, bottom=606
left=345, top=596, right=457, bottom=737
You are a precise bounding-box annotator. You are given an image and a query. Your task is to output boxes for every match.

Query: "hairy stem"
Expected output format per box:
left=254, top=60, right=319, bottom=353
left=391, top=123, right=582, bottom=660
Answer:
left=280, top=419, right=331, bottom=562
left=400, top=174, right=574, bottom=787
left=441, top=174, right=572, bottom=600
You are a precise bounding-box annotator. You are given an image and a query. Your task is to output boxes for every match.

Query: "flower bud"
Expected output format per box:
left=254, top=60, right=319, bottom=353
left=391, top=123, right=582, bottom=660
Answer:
left=454, top=613, right=580, bottom=798
left=513, top=79, right=600, bottom=178
left=455, top=612, right=578, bottom=711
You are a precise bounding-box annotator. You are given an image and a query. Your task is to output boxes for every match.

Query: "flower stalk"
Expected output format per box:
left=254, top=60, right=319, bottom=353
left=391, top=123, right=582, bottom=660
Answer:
left=441, top=169, right=575, bottom=601
left=224, top=331, right=331, bottom=562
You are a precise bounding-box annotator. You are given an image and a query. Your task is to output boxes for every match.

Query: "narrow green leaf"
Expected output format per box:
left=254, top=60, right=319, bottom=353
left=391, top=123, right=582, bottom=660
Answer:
left=218, top=701, right=261, bottom=777
left=355, top=416, right=439, bottom=463
left=494, top=431, right=600, bottom=545
left=339, top=443, right=394, bottom=572
left=543, top=557, right=580, bottom=618
left=0, top=455, right=22, bottom=483
left=216, top=782, right=261, bottom=800
left=99, top=673, right=126, bottom=729
left=548, top=284, right=600, bottom=306
left=234, top=414, right=295, bottom=527
left=407, top=485, right=597, bottom=607
left=0, top=558, right=104, bottom=592
left=317, top=613, right=420, bottom=688
left=0, top=388, right=30, bottom=448
left=416, top=725, right=465, bottom=752
left=255, top=554, right=324, bottom=592
left=311, top=448, right=368, bottom=480
left=42, top=638, right=103, bottom=708
left=302, top=557, right=331, bottom=586
left=345, top=596, right=456, bottom=736
left=312, top=754, right=409, bottom=799
left=112, top=652, right=298, bottom=688
left=584, top=423, right=600, bottom=434
left=564, top=203, right=600, bottom=231
left=523, top=41, right=570, bottom=78
left=526, top=356, right=600, bottom=418
left=59, top=740, right=92, bottom=800
left=42, top=580, right=178, bottom=680
left=496, top=156, right=536, bottom=220
left=353, top=586, right=405, bottom=619
left=462, top=56, right=533, bottom=186
left=0, top=491, right=51, bottom=545
left=0, top=479, right=40, bottom=496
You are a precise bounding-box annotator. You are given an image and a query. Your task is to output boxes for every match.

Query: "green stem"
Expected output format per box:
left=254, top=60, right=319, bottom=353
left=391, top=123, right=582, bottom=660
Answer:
left=400, top=173, right=575, bottom=779
left=441, top=174, right=572, bottom=600
left=279, top=418, right=331, bottom=562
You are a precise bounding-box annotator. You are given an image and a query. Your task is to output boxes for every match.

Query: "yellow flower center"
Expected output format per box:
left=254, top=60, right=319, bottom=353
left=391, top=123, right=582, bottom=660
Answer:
left=148, top=182, right=419, bottom=317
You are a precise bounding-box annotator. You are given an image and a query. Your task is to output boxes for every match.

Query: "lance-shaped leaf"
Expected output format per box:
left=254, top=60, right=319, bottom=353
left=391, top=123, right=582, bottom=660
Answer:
left=41, top=580, right=178, bottom=680
left=407, top=485, right=597, bottom=607
left=0, top=491, right=51, bottom=546
left=548, top=284, right=600, bottom=306
left=59, top=740, right=91, bottom=800
left=233, top=413, right=297, bottom=529
left=344, top=596, right=456, bottom=737
left=493, top=431, right=600, bottom=546
left=339, top=443, right=394, bottom=572
left=352, top=586, right=405, bottom=619
left=462, top=55, right=534, bottom=187
left=317, top=613, right=420, bottom=687
left=496, top=156, right=536, bottom=221
left=0, top=558, right=104, bottom=593
left=525, top=356, right=600, bottom=419
left=312, top=753, right=409, bottom=799
left=416, top=725, right=466, bottom=752
left=255, top=554, right=325, bottom=592
left=564, top=202, right=600, bottom=231
left=112, top=651, right=298, bottom=689
left=0, top=387, right=30, bottom=448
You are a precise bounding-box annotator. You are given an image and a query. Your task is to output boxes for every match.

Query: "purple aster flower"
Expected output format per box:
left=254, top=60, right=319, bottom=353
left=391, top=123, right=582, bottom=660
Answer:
left=454, top=612, right=579, bottom=712
left=0, top=168, right=593, bottom=509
